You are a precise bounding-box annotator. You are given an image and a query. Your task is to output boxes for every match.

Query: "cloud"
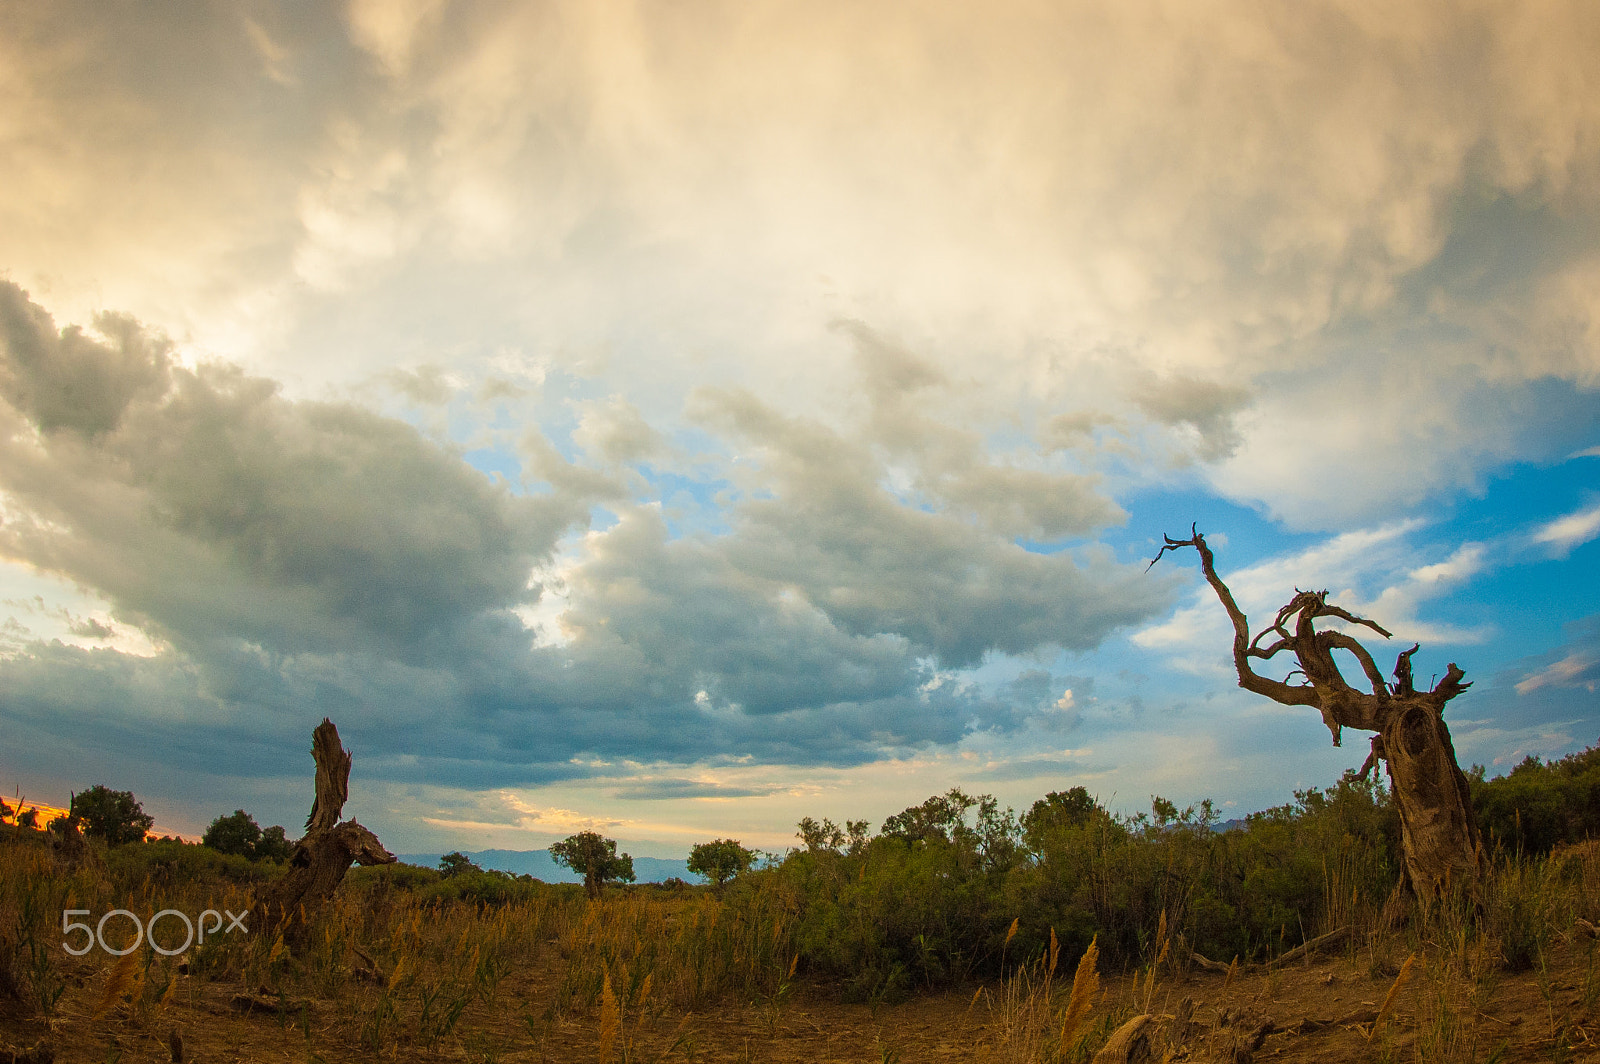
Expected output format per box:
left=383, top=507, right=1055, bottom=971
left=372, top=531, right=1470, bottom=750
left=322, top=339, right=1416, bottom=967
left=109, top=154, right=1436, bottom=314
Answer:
left=0, top=289, right=172, bottom=436
left=0, top=284, right=584, bottom=662
left=10, top=0, right=1600, bottom=533
left=7, top=0, right=1600, bottom=843
left=1531, top=501, right=1600, bottom=555
left=691, top=385, right=1167, bottom=668
left=1132, top=373, right=1252, bottom=462
left=1516, top=653, right=1600, bottom=696
left=0, top=287, right=1172, bottom=798
left=571, top=396, right=666, bottom=465
left=1514, top=617, right=1600, bottom=697
left=609, top=777, right=785, bottom=801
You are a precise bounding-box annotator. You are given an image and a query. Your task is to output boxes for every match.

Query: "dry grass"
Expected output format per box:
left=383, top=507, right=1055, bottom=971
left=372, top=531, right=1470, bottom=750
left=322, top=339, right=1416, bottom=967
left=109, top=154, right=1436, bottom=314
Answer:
left=6, top=833, right=1600, bottom=1062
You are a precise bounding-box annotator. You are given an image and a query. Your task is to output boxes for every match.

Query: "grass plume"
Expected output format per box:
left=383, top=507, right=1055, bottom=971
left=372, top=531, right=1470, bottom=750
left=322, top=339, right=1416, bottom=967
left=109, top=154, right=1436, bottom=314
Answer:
left=1059, top=935, right=1100, bottom=1052
left=1370, top=950, right=1417, bottom=1041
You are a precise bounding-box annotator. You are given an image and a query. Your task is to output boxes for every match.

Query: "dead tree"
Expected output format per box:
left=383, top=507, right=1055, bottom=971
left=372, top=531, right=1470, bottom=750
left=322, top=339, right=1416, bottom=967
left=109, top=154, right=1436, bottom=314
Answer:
left=253, top=719, right=395, bottom=944
left=1150, top=528, right=1486, bottom=904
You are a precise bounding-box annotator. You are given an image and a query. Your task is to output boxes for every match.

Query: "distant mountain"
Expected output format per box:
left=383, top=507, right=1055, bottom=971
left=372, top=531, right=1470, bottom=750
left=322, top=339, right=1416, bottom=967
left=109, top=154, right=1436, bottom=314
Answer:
left=396, top=848, right=695, bottom=884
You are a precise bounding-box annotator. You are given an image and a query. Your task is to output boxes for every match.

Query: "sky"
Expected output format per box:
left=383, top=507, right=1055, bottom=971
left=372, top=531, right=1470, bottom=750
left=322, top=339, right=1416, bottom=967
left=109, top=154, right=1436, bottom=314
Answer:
left=1, top=0, right=1598, bottom=857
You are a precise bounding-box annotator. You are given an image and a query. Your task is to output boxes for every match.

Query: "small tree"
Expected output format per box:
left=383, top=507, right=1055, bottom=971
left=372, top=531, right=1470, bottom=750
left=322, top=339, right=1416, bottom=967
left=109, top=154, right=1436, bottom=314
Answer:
left=1021, top=787, right=1107, bottom=853
left=796, top=816, right=870, bottom=855
left=70, top=785, right=154, bottom=845
left=258, top=824, right=294, bottom=861
left=439, top=851, right=481, bottom=877
left=204, top=809, right=264, bottom=857
left=687, top=838, right=757, bottom=888
left=550, top=831, right=635, bottom=899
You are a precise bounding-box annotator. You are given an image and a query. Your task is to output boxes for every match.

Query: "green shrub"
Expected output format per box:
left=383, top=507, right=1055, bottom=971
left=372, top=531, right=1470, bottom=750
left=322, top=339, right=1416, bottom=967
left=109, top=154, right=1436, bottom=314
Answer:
left=1471, top=745, right=1600, bottom=856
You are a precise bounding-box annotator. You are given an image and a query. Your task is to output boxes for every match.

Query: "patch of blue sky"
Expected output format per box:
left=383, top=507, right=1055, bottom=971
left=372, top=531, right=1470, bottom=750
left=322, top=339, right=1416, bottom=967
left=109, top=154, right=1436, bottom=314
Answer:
left=1099, top=483, right=1320, bottom=567
left=1495, top=379, right=1600, bottom=474
left=1409, top=453, right=1599, bottom=666
left=637, top=469, right=737, bottom=538
left=462, top=444, right=525, bottom=488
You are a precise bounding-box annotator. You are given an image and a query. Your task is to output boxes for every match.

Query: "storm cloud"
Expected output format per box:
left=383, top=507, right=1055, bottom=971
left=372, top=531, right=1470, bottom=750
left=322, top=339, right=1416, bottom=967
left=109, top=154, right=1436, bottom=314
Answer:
left=0, top=284, right=1169, bottom=797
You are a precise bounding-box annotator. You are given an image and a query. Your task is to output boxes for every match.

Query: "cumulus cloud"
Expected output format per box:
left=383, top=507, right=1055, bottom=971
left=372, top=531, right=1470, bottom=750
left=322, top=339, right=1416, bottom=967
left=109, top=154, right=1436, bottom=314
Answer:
left=0, top=287, right=1171, bottom=799
left=690, top=385, right=1165, bottom=668
left=1131, top=374, right=1252, bottom=462
left=6, top=1, right=1600, bottom=529
left=0, top=284, right=576, bottom=661
left=571, top=396, right=666, bottom=465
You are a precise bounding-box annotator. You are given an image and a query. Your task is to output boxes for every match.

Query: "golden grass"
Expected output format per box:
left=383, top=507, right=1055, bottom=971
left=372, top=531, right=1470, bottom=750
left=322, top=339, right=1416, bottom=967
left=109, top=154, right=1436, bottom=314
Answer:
left=1058, top=936, right=1100, bottom=1051
left=1369, top=951, right=1416, bottom=1041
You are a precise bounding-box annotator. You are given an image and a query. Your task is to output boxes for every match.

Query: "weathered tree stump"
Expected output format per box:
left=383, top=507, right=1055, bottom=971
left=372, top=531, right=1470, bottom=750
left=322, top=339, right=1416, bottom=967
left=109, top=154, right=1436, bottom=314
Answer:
left=1150, top=528, right=1487, bottom=905
left=252, top=719, right=394, bottom=945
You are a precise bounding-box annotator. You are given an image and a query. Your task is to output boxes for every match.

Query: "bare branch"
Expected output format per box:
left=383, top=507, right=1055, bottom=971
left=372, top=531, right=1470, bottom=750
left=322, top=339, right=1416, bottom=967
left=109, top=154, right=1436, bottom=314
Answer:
left=1145, top=523, right=1200, bottom=572
left=1358, top=735, right=1386, bottom=780
left=1311, top=603, right=1393, bottom=640
left=1149, top=528, right=1318, bottom=708
left=1249, top=622, right=1291, bottom=653
left=1393, top=644, right=1420, bottom=697
left=1246, top=637, right=1293, bottom=660
left=1318, top=630, right=1389, bottom=696
left=1431, top=663, right=1472, bottom=703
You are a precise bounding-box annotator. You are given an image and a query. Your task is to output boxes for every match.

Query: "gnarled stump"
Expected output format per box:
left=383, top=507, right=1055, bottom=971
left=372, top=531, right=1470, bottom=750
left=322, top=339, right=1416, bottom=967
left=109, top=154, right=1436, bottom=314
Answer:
left=1150, top=529, right=1486, bottom=904
left=253, top=719, right=394, bottom=945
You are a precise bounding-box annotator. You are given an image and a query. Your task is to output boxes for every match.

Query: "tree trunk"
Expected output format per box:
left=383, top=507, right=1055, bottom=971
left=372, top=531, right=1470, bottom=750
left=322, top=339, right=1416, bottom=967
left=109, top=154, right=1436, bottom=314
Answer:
left=1376, top=703, right=1485, bottom=900
left=253, top=719, right=394, bottom=945
left=1151, top=529, right=1485, bottom=904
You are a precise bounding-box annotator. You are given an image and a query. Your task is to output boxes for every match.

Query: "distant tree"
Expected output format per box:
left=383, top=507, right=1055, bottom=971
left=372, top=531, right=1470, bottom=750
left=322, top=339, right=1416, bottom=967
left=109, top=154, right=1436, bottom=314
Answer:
left=1021, top=787, right=1103, bottom=852
left=70, top=785, right=154, bottom=845
left=258, top=824, right=294, bottom=861
left=0, top=798, right=10, bottom=822
left=687, top=838, right=757, bottom=888
left=881, top=788, right=980, bottom=846
left=203, top=810, right=295, bottom=860
left=204, top=809, right=264, bottom=857
left=16, top=806, right=39, bottom=830
left=796, top=816, right=869, bottom=855
left=439, top=851, right=481, bottom=877
left=550, top=831, right=635, bottom=899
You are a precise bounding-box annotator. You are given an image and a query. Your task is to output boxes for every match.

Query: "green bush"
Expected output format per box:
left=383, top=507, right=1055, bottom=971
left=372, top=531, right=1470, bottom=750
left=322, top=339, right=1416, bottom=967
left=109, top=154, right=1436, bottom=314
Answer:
left=69, top=785, right=154, bottom=845
left=718, top=765, right=1407, bottom=995
left=1471, top=745, right=1600, bottom=856
left=105, top=836, right=274, bottom=887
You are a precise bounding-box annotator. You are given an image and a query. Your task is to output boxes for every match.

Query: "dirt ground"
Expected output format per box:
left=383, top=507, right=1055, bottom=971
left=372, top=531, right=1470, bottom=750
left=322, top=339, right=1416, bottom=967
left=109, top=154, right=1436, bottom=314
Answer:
left=6, top=928, right=1600, bottom=1063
